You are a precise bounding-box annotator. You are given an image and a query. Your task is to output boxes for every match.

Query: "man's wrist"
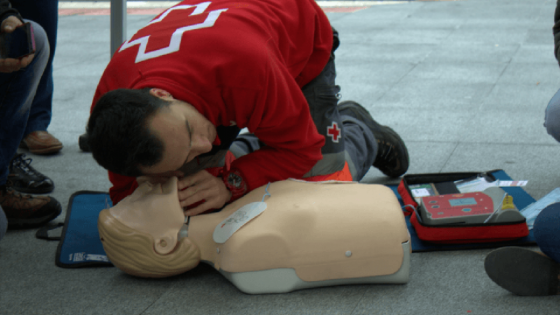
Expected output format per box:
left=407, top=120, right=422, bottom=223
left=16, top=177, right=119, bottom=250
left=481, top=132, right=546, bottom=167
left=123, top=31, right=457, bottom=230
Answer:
left=223, top=169, right=247, bottom=202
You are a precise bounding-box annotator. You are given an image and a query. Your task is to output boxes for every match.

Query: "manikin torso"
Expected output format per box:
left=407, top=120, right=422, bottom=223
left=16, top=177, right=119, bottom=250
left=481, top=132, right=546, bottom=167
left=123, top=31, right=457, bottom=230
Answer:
left=108, top=178, right=411, bottom=294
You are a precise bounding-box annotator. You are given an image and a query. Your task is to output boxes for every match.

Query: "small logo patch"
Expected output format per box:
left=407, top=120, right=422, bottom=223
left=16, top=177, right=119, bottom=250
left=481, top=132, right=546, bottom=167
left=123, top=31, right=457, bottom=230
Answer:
left=327, top=122, right=341, bottom=143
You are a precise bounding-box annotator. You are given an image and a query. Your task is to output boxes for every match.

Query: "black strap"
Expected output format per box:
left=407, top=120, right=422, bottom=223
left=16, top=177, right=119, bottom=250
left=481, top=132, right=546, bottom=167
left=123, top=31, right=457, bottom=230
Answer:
left=35, top=222, right=64, bottom=241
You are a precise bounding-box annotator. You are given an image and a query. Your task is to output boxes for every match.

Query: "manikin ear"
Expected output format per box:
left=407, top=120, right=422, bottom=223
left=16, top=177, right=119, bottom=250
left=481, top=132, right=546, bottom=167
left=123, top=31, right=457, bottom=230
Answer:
left=154, top=232, right=178, bottom=255
left=149, top=88, right=174, bottom=101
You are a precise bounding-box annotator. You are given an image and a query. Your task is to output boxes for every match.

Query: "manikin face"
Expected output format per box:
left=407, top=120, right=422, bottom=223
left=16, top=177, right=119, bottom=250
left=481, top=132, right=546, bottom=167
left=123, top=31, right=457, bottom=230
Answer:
left=109, top=176, right=186, bottom=255
left=139, top=88, right=217, bottom=179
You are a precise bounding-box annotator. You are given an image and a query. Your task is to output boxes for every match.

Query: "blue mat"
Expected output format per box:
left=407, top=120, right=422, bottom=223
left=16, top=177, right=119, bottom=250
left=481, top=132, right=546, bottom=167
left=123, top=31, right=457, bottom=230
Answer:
left=55, top=170, right=536, bottom=268
left=55, top=191, right=113, bottom=267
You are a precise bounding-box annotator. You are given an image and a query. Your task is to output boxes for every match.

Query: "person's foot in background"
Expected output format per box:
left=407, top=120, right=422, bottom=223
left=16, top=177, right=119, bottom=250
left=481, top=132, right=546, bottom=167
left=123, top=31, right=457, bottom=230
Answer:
left=485, top=246, right=560, bottom=296
left=78, top=132, right=90, bottom=152
left=0, top=184, right=61, bottom=229
left=1, top=155, right=60, bottom=229
left=8, top=154, right=54, bottom=194
left=20, top=131, right=63, bottom=155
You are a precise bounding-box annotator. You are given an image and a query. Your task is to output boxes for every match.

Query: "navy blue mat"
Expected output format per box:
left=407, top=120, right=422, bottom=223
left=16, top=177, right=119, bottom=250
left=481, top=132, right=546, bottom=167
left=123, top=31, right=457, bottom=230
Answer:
left=56, top=191, right=113, bottom=267
left=55, top=170, right=536, bottom=268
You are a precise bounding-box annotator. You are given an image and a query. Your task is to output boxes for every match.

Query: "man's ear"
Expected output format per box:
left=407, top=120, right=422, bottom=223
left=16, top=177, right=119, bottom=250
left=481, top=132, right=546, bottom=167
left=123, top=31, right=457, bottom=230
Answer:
left=154, top=232, right=178, bottom=255
left=149, top=88, right=174, bottom=101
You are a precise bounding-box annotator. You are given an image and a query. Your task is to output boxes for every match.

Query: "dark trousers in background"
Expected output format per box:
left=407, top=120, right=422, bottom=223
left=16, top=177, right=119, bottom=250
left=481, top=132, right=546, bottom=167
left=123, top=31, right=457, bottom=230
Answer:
left=0, top=20, right=50, bottom=185
left=10, top=0, right=59, bottom=135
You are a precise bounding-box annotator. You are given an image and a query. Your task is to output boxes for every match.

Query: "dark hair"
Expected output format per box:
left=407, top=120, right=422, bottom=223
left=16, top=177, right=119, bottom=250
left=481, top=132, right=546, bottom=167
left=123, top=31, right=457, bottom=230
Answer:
left=86, top=88, right=170, bottom=177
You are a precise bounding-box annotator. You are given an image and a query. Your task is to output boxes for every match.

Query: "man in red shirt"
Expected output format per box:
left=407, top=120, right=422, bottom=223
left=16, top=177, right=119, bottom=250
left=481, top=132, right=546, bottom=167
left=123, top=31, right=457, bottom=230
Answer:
left=86, top=0, right=409, bottom=216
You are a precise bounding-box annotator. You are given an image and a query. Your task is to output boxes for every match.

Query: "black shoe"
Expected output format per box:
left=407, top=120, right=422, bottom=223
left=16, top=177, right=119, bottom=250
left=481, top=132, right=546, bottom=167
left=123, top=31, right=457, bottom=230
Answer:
left=8, top=154, right=54, bottom=194
left=485, top=247, right=560, bottom=296
left=79, top=133, right=90, bottom=152
left=0, top=185, right=61, bottom=229
left=338, top=101, right=409, bottom=177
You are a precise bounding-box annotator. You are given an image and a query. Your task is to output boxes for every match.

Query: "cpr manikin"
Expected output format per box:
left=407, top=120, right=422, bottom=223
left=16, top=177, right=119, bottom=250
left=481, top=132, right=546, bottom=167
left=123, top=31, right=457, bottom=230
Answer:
left=98, top=177, right=411, bottom=294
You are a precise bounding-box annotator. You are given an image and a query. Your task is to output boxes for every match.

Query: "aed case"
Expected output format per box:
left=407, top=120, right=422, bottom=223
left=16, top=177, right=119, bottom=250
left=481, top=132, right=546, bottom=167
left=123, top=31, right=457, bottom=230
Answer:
left=397, top=170, right=530, bottom=244
left=418, top=187, right=526, bottom=226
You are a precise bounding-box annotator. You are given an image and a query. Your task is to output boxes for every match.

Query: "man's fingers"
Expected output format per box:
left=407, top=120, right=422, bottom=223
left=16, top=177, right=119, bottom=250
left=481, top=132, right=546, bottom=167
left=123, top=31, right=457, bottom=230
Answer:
left=177, top=177, right=194, bottom=191
left=180, top=189, right=208, bottom=208
left=182, top=191, right=227, bottom=216
left=19, top=54, right=34, bottom=68
left=178, top=186, right=198, bottom=202
left=178, top=179, right=215, bottom=201
left=177, top=172, right=204, bottom=190
left=177, top=170, right=214, bottom=190
left=1, top=16, right=23, bottom=33
left=178, top=170, right=230, bottom=216
left=0, top=58, right=21, bottom=73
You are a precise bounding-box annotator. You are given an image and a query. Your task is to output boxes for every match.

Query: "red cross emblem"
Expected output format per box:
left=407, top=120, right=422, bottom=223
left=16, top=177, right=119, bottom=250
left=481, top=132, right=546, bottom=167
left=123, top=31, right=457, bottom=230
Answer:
left=327, top=122, right=341, bottom=143
left=120, top=2, right=228, bottom=63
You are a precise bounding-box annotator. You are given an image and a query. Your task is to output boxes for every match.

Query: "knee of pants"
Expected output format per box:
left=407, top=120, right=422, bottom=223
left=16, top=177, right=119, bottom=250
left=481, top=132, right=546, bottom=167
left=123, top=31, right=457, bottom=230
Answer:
left=23, top=19, right=50, bottom=66
left=533, top=203, right=560, bottom=261
left=544, top=89, right=560, bottom=143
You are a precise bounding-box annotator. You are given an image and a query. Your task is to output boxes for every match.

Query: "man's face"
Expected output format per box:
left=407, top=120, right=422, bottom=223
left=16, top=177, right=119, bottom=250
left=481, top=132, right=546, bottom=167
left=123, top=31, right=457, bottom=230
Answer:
left=139, top=89, right=217, bottom=179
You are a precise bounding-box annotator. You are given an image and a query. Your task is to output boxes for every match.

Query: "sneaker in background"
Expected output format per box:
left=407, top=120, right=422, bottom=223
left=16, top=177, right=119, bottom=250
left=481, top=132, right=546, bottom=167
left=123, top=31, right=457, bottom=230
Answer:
left=9, top=153, right=54, bottom=194
left=0, top=185, right=61, bottom=229
left=20, top=131, right=63, bottom=155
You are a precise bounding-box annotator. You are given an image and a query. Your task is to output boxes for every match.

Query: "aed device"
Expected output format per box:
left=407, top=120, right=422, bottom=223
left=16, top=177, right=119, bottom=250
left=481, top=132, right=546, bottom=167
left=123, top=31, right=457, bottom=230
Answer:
left=418, top=187, right=526, bottom=225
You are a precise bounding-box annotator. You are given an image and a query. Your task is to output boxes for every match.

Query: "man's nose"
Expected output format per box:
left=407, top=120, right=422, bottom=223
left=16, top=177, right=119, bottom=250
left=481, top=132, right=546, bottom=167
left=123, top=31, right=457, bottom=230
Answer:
left=191, top=134, right=212, bottom=156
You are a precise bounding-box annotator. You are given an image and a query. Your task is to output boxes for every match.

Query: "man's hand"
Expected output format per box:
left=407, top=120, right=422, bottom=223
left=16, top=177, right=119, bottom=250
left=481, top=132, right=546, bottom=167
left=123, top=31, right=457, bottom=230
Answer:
left=178, top=170, right=232, bottom=216
left=0, top=16, right=34, bottom=73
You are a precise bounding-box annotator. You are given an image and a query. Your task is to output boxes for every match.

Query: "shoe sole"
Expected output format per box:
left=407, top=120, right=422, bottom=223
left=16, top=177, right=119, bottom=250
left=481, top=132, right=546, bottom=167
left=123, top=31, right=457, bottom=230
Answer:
left=11, top=184, right=55, bottom=194
left=7, top=201, right=62, bottom=230
left=338, top=101, right=409, bottom=177
left=79, top=134, right=91, bottom=152
left=19, top=141, right=63, bottom=155
left=485, top=247, right=560, bottom=296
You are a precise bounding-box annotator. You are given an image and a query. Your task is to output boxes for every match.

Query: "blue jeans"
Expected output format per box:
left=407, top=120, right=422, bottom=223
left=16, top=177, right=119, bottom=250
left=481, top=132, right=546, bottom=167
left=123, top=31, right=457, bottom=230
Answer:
left=10, top=0, right=58, bottom=135
left=544, top=88, right=560, bottom=142
left=0, top=20, right=50, bottom=185
left=0, top=205, right=6, bottom=241
left=534, top=202, right=560, bottom=263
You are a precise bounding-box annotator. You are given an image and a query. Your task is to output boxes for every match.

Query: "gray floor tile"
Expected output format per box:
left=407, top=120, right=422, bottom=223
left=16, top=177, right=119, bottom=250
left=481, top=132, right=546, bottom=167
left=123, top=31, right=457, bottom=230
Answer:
left=497, top=62, right=560, bottom=85
left=402, top=62, right=507, bottom=84
left=511, top=44, right=557, bottom=64
left=479, top=82, right=558, bottom=111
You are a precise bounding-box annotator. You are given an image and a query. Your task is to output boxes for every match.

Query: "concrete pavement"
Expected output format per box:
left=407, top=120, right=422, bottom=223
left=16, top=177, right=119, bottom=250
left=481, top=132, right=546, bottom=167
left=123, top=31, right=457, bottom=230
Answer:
left=1, top=0, right=559, bottom=314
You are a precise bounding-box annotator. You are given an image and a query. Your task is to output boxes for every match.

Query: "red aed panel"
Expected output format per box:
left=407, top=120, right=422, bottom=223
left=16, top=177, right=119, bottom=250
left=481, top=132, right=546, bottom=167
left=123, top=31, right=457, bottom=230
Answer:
left=422, top=192, right=494, bottom=219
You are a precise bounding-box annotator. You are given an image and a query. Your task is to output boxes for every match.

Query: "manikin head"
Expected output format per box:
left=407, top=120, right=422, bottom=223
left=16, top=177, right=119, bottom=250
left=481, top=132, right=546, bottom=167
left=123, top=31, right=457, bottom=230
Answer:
left=98, top=176, right=200, bottom=278
left=87, top=88, right=217, bottom=179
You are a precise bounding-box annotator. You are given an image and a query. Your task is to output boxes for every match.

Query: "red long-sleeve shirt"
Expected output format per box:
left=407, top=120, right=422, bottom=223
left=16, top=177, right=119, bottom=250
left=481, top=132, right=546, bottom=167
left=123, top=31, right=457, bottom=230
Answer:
left=90, top=0, right=333, bottom=204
